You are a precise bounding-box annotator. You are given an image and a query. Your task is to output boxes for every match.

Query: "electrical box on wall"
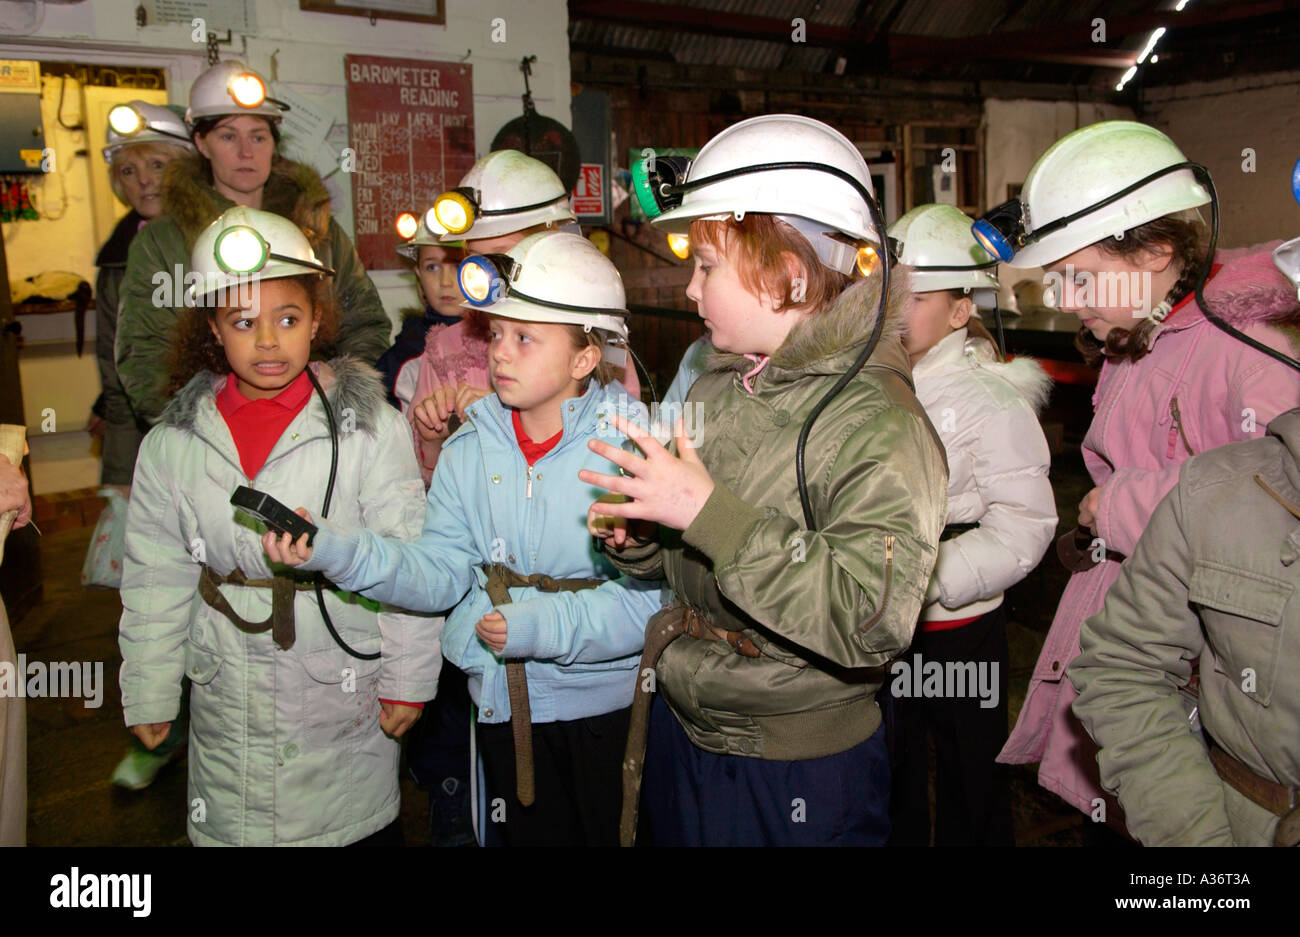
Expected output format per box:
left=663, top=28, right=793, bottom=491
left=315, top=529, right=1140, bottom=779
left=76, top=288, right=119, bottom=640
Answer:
left=0, top=60, right=47, bottom=174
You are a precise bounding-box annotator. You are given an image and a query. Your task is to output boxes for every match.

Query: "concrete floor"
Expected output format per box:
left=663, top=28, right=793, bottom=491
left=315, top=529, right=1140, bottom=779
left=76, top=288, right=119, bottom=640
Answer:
left=11, top=447, right=1097, bottom=847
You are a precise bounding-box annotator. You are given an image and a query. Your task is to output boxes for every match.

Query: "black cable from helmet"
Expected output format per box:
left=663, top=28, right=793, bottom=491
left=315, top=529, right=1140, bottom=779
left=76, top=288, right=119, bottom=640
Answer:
left=1191, top=170, right=1300, bottom=374
left=306, top=365, right=380, bottom=661
left=794, top=192, right=891, bottom=530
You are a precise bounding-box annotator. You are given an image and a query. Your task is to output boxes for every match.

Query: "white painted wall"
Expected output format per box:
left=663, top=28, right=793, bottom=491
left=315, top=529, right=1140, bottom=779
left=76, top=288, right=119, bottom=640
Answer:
left=1143, top=70, right=1300, bottom=249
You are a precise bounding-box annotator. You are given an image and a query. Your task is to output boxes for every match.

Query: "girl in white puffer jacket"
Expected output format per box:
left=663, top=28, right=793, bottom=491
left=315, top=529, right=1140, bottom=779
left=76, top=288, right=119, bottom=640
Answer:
left=886, top=204, right=1057, bottom=846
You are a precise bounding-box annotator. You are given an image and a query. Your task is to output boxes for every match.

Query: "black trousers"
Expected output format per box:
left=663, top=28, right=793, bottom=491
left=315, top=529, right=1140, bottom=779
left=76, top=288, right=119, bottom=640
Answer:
left=888, top=604, right=1014, bottom=846
left=476, top=706, right=630, bottom=846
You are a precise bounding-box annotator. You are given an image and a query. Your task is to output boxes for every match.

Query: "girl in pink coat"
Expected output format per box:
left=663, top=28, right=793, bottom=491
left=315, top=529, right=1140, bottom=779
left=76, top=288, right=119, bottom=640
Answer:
left=972, top=121, right=1300, bottom=833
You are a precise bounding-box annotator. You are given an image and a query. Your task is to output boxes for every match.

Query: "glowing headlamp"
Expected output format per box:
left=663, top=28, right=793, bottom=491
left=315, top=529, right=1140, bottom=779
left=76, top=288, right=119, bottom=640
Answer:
left=457, top=254, right=516, bottom=306
left=108, top=104, right=145, bottom=136
left=230, top=72, right=268, bottom=109
left=395, top=211, right=419, bottom=240
left=666, top=234, right=690, bottom=260
left=214, top=225, right=271, bottom=274
left=212, top=224, right=333, bottom=277
left=855, top=245, right=879, bottom=277
left=434, top=189, right=476, bottom=235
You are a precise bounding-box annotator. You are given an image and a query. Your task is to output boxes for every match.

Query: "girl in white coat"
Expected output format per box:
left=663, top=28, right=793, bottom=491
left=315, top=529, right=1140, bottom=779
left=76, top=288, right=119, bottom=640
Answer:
left=118, top=207, right=439, bottom=846
left=886, top=204, right=1057, bottom=845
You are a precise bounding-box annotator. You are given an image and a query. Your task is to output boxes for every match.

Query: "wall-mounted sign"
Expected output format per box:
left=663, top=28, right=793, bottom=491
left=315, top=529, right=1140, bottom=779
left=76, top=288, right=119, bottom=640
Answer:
left=344, top=54, right=474, bottom=270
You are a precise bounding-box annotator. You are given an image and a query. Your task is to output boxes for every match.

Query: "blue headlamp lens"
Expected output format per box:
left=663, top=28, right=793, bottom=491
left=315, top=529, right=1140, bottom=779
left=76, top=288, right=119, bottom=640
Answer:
left=458, top=254, right=511, bottom=306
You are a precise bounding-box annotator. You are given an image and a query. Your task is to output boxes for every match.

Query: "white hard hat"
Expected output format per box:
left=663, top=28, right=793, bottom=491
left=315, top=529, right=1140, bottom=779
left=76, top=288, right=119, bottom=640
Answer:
left=456, top=230, right=629, bottom=362
left=432, top=150, right=577, bottom=242
left=649, top=114, right=881, bottom=247
left=888, top=204, right=999, bottom=293
left=103, top=101, right=195, bottom=161
left=188, top=206, right=332, bottom=305
left=186, top=61, right=284, bottom=125
left=396, top=209, right=462, bottom=261
left=1007, top=120, right=1210, bottom=269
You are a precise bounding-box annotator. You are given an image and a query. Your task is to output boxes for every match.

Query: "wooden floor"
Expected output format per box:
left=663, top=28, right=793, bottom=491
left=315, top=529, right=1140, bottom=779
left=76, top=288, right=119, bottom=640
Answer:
left=11, top=448, right=1095, bottom=847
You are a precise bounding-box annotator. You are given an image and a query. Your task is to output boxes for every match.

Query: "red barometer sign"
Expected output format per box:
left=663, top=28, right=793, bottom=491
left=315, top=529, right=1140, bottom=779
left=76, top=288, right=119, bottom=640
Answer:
left=344, top=55, right=475, bottom=270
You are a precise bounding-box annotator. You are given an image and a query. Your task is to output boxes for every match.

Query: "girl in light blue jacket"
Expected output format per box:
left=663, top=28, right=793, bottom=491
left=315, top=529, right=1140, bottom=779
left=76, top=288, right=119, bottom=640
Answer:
left=266, top=231, right=660, bottom=845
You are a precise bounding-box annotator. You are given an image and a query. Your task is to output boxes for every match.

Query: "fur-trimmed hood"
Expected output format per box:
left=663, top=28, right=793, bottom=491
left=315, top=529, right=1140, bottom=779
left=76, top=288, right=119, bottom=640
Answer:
left=161, top=153, right=334, bottom=253
left=704, top=266, right=915, bottom=385
left=1195, top=241, right=1300, bottom=329
left=914, top=327, right=1054, bottom=415
left=160, top=356, right=388, bottom=436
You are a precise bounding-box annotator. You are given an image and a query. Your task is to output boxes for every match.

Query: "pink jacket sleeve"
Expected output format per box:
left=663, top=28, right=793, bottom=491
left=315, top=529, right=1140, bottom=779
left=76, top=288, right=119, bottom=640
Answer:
left=1096, top=353, right=1300, bottom=556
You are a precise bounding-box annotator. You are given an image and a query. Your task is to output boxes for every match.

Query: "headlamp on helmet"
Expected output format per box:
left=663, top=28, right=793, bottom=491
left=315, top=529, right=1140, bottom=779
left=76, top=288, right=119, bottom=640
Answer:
left=395, top=211, right=419, bottom=240
left=108, top=104, right=145, bottom=136
left=212, top=224, right=332, bottom=277
left=971, top=199, right=1026, bottom=263
left=433, top=186, right=569, bottom=238
left=230, top=72, right=268, bottom=109
left=631, top=155, right=693, bottom=219
left=458, top=254, right=517, bottom=306
left=974, top=162, right=1211, bottom=264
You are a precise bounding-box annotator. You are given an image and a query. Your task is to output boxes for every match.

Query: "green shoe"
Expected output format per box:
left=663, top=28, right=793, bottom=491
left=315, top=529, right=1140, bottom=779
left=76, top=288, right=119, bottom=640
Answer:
left=110, top=748, right=181, bottom=791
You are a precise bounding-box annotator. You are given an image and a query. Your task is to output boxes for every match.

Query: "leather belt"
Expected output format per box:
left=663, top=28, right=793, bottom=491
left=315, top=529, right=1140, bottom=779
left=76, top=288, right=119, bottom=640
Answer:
left=480, top=563, right=604, bottom=809
left=1208, top=739, right=1300, bottom=846
left=197, top=564, right=331, bottom=651
left=619, top=604, right=762, bottom=846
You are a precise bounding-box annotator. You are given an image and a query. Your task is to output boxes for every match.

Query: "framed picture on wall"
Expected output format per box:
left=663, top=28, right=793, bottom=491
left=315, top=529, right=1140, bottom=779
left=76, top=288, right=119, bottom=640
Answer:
left=300, top=0, right=445, bottom=26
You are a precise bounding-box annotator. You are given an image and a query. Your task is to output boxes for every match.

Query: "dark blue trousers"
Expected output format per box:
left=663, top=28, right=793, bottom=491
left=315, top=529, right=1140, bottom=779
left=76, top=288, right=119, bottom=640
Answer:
left=641, top=694, right=890, bottom=846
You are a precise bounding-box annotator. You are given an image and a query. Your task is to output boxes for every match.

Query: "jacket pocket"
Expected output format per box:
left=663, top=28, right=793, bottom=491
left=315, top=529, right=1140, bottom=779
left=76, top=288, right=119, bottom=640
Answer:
left=184, top=642, right=224, bottom=685
left=298, top=646, right=384, bottom=752
left=1190, top=561, right=1291, bottom=706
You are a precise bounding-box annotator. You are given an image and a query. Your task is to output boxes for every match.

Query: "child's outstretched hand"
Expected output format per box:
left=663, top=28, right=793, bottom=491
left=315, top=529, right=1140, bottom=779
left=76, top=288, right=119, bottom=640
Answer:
left=476, top=610, right=508, bottom=653
left=379, top=701, right=422, bottom=739
left=581, top=416, right=714, bottom=533
left=413, top=385, right=461, bottom=441
left=261, top=508, right=315, bottom=566
left=131, top=722, right=171, bottom=750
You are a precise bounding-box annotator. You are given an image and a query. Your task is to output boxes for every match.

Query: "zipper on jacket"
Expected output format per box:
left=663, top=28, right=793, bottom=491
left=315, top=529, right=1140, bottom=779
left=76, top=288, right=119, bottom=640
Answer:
left=1167, top=396, right=1194, bottom=459
left=857, top=534, right=894, bottom=633
left=526, top=464, right=534, bottom=499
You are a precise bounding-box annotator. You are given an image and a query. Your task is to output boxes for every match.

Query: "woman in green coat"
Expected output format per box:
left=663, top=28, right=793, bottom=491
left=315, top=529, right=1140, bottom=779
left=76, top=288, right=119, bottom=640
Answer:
left=115, top=61, right=390, bottom=426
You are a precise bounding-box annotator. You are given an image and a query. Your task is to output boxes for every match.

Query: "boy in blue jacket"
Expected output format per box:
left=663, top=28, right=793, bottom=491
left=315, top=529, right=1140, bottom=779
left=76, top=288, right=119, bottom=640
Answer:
left=265, top=231, right=660, bottom=845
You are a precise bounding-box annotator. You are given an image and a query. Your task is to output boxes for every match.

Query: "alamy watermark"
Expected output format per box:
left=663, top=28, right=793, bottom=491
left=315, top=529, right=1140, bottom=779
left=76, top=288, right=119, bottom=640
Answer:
left=1042, top=266, right=1156, bottom=318
left=0, top=656, right=104, bottom=708
left=889, top=653, right=1000, bottom=709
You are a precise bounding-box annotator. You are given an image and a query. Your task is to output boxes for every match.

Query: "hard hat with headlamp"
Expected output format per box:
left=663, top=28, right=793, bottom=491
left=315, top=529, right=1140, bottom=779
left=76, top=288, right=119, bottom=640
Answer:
left=185, top=61, right=287, bottom=125
left=187, top=206, right=332, bottom=305
left=971, top=121, right=1210, bottom=269
left=629, top=113, right=893, bottom=530
left=888, top=204, right=999, bottom=294
left=631, top=114, right=884, bottom=279
left=431, top=150, right=577, bottom=242
left=396, top=208, right=464, bottom=261
left=103, top=101, right=196, bottom=161
left=456, top=230, right=629, bottom=366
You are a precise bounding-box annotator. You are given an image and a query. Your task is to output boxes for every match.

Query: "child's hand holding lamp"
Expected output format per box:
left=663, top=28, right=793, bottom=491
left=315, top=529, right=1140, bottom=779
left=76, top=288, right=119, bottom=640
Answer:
left=580, top=414, right=714, bottom=535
